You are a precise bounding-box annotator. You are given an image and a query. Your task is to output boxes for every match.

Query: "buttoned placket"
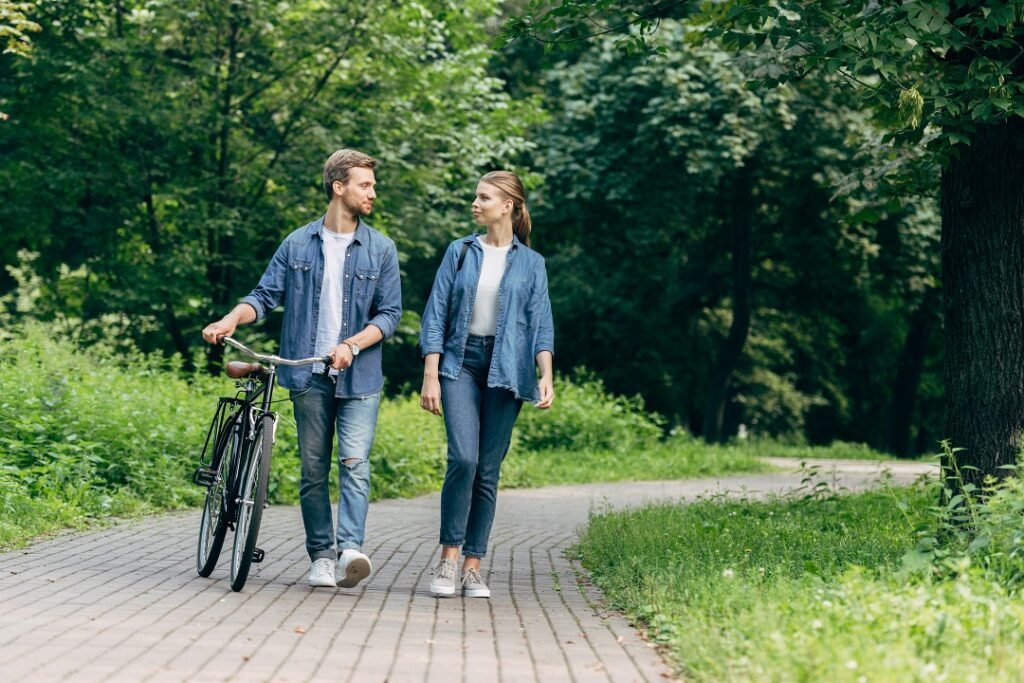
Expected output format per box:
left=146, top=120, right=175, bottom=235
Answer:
left=338, top=243, right=354, bottom=386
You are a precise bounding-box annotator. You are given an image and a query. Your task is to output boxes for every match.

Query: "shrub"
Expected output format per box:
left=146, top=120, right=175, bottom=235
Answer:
left=514, top=371, right=663, bottom=453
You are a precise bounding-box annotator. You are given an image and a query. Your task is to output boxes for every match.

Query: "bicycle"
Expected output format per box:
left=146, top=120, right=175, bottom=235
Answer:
left=192, top=336, right=331, bottom=591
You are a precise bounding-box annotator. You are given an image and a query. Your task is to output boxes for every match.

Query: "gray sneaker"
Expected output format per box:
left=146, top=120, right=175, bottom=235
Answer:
left=461, top=567, right=490, bottom=598
left=430, top=558, right=458, bottom=597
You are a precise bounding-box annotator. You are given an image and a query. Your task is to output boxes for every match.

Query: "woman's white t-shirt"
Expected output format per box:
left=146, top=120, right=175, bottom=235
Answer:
left=468, top=237, right=511, bottom=337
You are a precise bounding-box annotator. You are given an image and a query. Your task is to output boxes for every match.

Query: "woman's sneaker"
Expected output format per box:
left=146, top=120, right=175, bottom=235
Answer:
left=430, top=559, right=458, bottom=597
left=461, top=567, right=490, bottom=598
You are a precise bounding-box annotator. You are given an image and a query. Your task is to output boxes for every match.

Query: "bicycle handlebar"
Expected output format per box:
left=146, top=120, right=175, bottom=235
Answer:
left=220, top=336, right=333, bottom=367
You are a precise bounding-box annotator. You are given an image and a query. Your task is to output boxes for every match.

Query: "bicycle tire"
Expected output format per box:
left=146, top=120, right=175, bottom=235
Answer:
left=196, top=413, right=239, bottom=577
left=230, top=413, right=275, bottom=592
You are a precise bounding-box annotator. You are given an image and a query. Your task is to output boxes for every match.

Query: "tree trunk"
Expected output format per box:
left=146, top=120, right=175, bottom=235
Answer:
left=941, top=117, right=1024, bottom=491
left=888, top=286, right=940, bottom=457
left=704, top=164, right=754, bottom=443
left=205, top=7, right=242, bottom=376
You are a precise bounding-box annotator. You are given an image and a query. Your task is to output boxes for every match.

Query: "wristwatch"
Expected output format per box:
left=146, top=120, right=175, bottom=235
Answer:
left=346, top=342, right=360, bottom=357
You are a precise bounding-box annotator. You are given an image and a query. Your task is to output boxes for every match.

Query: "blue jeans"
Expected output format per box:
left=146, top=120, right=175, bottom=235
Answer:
left=292, top=373, right=380, bottom=561
left=439, top=335, right=523, bottom=557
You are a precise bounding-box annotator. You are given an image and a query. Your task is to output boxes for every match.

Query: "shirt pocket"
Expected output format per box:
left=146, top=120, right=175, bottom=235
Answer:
left=354, top=268, right=380, bottom=301
left=288, top=259, right=314, bottom=293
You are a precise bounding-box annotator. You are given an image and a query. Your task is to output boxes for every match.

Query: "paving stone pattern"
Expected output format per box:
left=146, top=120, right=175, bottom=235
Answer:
left=0, top=459, right=933, bottom=682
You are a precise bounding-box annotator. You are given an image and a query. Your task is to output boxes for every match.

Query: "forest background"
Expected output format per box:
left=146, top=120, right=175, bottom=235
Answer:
left=0, top=0, right=945, bottom=456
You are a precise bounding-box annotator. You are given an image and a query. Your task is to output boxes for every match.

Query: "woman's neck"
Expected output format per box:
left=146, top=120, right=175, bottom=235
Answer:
left=482, top=219, right=514, bottom=247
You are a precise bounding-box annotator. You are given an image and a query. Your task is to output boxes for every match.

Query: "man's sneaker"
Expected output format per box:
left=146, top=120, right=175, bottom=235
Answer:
left=337, top=549, right=372, bottom=588
left=308, top=558, right=337, bottom=587
left=461, top=567, right=490, bottom=598
left=430, top=558, right=458, bottom=597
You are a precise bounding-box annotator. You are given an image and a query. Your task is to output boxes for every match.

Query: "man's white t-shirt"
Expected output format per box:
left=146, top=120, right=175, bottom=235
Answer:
left=314, top=229, right=356, bottom=374
left=468, top=237, right=511, bottom=337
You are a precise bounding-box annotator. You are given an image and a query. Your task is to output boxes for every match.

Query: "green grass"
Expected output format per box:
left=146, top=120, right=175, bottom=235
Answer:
left=737, top=438, right=904, bottom=460
left=502, top=437, right=768, bottom=487
left=576, top=483, right=1024, bottom=681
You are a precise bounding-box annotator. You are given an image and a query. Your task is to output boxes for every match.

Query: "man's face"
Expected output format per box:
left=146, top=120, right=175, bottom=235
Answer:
left=335, top=167, right=377, bottom=216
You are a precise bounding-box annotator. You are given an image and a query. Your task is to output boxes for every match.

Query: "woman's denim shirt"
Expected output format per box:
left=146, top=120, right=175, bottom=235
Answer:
left=240, top=217, right=402, bottom=398
left=420, top=234, right=554, bottom=403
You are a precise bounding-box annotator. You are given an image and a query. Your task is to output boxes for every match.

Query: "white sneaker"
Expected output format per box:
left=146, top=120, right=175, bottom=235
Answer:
left=337, top=549, right=372, bottom=588
left=308, top=558, right=337, bottom=587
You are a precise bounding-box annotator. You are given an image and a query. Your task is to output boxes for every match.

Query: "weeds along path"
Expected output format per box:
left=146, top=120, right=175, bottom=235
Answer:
left=0, top=458, right=934, bottom=683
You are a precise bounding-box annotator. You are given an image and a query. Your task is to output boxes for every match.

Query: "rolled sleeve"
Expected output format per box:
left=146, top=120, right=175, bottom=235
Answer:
left=533, top=258, right=555, bottom=357
left=240, top=242, right=288, bottom=322
left=419, top=241, right=459, bottom=356
left=367, top=241, right=402, bottom=339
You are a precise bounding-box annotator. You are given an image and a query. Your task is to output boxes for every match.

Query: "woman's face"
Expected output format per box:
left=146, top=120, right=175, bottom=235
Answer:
left=472, top=182, right=511, bottom=226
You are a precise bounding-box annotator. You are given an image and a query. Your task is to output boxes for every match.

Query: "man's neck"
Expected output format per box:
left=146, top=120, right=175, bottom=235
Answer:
left=324, top=202, right=358, bottom=234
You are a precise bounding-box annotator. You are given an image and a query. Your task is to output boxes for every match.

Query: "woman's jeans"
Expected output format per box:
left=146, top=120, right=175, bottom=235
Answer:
left=440, top=335, right=523, bottom=557
left=292, top=373, right=380, bottom=561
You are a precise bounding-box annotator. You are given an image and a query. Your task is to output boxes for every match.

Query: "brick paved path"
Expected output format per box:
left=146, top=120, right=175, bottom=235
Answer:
left=0, top=458, right=933, bottom=682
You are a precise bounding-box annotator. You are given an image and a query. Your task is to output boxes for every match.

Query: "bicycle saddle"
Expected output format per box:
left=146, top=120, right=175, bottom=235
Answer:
left=226, top=361, right=266, bottom=379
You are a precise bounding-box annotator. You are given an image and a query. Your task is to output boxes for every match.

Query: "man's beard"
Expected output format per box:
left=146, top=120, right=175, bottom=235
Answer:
left=343, top=193, right=371, bottom=216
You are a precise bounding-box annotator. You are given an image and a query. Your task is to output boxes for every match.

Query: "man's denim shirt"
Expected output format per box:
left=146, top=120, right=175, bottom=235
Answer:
left=240, top=217, right=402, bottom=398
left=419, top=234, right=554, bottom=403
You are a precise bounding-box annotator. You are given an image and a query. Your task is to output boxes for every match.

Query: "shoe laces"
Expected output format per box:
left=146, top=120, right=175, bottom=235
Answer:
left=434, top=559, right=456, bottom=581
left=313, top=558, right=333, bottom=574
left=463, top=567, right=483, bottom=585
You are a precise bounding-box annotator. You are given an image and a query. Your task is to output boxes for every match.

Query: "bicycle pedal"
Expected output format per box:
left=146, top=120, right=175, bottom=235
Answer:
left=192, top=467, right=216, bottom=487
left=252, top=548, right=265, bottom=563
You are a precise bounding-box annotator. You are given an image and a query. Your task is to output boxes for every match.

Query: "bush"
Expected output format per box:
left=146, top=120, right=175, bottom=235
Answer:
left=514, top=372, right=663, bottom=453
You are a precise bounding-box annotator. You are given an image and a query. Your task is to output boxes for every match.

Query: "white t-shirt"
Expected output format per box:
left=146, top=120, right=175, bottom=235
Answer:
left=314, top=229, right=356, bottom=373
left=468, top=237, right=511, bottom=337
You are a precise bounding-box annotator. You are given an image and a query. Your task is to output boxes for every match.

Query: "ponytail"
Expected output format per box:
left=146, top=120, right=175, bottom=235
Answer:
left=512, top=202, right=532, bottom=247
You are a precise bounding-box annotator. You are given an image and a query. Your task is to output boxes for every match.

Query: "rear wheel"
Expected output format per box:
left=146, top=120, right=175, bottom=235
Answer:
left=230, top=414, right=275, bottom=592
left=196, top=414, right=240, bottom=577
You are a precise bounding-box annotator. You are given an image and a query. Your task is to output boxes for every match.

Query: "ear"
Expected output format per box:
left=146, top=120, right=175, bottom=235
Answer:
left=332, top=179, right=346, bottom=197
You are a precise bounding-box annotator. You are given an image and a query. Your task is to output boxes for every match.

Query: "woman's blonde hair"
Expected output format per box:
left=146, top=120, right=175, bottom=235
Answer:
left=480, top=171, right=531, bottom=247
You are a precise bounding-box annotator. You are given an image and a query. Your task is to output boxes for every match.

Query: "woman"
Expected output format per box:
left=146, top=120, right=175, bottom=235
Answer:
left=419, top=171, right=555, bottom=598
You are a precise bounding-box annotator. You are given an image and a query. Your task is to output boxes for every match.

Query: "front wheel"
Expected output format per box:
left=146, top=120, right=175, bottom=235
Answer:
left=230, top=414, right=275, bottom=592
left=196, top=413, right=239, bottom=577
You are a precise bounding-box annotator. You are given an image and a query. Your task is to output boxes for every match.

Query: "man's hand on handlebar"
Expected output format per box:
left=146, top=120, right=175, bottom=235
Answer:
left=202, top=318, right=237, bottom=345
left=329, top=342, right=354, bottom=370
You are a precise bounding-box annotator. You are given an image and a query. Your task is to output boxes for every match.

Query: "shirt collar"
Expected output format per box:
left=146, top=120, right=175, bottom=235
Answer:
left=312, top=215, right=368, bottom=243
left=467, top=232, right=522, bottom=249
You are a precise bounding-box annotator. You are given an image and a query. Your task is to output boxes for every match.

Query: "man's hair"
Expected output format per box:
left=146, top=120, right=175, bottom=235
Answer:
left=322, top=149, right=377, bottom=202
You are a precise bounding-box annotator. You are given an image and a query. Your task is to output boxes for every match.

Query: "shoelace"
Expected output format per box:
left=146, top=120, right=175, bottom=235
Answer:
left=463, top=568, right=483, bottom=585
left=435, top=560, right=456, bottom=581
left=314, top=558, right=333, bottom=575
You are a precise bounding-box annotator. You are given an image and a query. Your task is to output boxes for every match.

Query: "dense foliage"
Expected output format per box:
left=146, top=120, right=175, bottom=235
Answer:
left=3, top=0, right=986, bottom=456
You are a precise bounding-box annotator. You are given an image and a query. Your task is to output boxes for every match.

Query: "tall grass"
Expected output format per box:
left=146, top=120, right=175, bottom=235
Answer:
left=577, top=469, right=1024, bottom=681
left=0, top=319, right=890, bottom=552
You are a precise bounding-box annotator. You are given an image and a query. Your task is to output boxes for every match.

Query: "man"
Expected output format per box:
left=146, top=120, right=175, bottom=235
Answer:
left=202, top=149, right=402, bottom=588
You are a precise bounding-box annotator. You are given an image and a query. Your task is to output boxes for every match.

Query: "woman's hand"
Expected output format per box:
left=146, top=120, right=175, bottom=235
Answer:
left=420, top=375, right=442, bottom=416
left=536, top=375, right=555, bottom=410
